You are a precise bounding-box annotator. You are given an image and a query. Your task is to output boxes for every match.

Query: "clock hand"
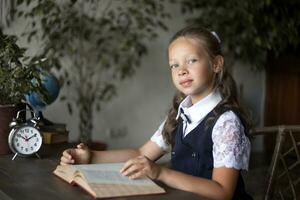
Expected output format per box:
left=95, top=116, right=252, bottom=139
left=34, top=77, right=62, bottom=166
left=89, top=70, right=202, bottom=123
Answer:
left=17, top=134, right=27, bottom=140
left=27, top=134, right=37, bottom=141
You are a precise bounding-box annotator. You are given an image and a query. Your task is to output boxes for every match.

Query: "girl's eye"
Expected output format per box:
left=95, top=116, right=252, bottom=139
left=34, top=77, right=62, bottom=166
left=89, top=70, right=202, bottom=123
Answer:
left=187, top=59, right=197, bottom=64
left=170, top=64, right=179, bottom=69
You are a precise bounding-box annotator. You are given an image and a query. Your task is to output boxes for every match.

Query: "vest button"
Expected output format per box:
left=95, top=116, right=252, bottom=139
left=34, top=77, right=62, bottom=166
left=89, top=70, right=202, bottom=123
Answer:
left=171, top=151, right=175, bottom=155
left=192, top=152, right=196, bottom=157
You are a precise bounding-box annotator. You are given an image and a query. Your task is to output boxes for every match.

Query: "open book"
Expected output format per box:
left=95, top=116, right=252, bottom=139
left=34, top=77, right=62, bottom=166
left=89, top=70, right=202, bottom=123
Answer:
left=53, top=163, right=166, bottom=199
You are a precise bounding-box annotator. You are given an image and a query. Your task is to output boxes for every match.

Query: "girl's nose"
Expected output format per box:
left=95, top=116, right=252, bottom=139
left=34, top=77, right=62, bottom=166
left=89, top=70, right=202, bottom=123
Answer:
left=178, top=65, right=188, bottom=76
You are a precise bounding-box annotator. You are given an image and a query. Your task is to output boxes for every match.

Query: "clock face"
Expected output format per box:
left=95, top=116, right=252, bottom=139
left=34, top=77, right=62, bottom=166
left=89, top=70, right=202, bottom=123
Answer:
left=12, top=126, right=42, bottom=155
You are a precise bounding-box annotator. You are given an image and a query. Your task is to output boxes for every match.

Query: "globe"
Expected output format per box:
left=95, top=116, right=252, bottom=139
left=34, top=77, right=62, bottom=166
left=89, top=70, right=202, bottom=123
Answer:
left=26, top=72, right=60, bottom=111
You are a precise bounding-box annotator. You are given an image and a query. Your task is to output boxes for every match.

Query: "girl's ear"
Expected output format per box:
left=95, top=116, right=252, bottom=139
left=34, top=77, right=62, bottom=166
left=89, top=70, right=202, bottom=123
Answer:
left=213, top=55, right=224, bottom=73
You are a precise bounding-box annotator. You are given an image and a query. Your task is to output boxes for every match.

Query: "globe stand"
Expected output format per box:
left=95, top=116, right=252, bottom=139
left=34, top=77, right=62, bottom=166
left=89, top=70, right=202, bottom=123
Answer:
left=24, top=103, right=54, bottom=126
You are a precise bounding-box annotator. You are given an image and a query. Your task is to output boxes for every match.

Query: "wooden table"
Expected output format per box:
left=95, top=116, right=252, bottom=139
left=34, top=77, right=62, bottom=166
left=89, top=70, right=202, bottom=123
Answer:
left=0, top=143, right=204, bottom=200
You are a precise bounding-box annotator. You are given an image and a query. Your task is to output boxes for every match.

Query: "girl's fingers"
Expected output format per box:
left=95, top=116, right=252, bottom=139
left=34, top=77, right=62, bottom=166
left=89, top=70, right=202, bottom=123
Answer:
left=129, top=169, right=146, bottom=179
left=120, top=159, right=134, bottom=173
left=61, top=154, right=73, bottom=163
left=122, top=163, right=142, bottom=176
left=60, top=162, right=67, bottom=166
left=62, top=150, right=72, bottom=159
left=61, top=149, right=76, bottom=165
left=120, top=156, right=145, bottom=173
left=120, top=157, right=140, bottom=173
left=60, top=156, right=74, bottom=165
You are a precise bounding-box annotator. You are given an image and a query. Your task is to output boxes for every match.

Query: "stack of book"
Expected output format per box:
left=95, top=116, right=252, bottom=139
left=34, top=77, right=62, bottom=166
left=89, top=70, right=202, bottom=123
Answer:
left=39, top=123, right=69, bottom=144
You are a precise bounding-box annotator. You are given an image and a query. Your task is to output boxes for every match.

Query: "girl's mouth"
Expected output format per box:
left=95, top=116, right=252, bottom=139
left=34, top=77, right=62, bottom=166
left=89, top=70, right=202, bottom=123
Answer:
left=179, top=79, right=193, bottom=87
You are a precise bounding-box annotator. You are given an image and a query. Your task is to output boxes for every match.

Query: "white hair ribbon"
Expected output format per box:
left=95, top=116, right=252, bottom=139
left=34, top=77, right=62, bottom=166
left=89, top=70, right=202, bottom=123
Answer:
left=211, top=31, right=221, bottom=44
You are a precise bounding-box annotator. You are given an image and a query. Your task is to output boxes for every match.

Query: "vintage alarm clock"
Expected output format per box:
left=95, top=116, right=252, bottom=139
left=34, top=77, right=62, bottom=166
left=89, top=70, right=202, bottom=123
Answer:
left=8, top=109, right=43, bottom=160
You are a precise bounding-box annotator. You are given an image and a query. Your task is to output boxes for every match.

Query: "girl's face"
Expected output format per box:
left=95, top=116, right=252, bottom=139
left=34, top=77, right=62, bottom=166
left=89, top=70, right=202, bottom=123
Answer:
left=168, top=36, right=215, bottom=104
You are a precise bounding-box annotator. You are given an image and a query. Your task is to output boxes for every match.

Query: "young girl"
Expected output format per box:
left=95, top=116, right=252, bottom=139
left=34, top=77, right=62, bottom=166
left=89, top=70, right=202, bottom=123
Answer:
left=60, top=26, right=252, bottom=200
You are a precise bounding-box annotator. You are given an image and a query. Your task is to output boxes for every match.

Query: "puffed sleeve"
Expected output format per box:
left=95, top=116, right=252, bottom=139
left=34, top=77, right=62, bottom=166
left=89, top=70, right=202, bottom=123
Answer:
left=212, top=111, right=251, bottom=171
left=150, top=119, right=170, bottom=152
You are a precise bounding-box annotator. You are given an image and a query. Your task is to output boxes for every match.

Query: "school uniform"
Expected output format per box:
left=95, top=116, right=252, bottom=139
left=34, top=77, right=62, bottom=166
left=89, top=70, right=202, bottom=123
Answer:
left=151, top=90, right=252, bottom=199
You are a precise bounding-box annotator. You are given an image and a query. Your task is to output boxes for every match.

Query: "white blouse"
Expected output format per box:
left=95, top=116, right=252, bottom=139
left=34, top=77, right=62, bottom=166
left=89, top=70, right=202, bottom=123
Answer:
left=151, top=90, right=251, bottom=171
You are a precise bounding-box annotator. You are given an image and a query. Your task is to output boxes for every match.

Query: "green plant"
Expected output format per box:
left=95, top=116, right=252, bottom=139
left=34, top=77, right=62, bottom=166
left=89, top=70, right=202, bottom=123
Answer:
left=0, top=30, right=43, bottom=105
left=177, top=0, right=300, bottom=69
left=7, top=0, right=170, bottom=143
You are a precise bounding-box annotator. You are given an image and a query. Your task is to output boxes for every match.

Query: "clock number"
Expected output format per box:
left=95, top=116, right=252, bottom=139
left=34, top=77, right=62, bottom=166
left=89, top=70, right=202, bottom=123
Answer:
left=25, top=129, right=29, bottom=133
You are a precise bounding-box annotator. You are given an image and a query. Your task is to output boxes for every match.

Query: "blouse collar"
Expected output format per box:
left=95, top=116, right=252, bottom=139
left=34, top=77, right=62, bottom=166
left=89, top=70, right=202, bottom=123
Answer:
left=176, top=90, right=222, bottom=124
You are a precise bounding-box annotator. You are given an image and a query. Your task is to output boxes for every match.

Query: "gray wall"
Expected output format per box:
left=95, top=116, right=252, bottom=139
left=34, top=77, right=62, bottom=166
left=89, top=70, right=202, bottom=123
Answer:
left=4, top=2, right=265, bottom=153
left=233, top=63, right=266, bottom=152
left=44, top=4, right=186, bottom=150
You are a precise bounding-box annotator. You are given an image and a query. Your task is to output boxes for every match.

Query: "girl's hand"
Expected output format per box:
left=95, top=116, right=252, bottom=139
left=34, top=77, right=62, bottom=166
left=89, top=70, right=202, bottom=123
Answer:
left=120, top=156, right=161, bottom=180
left=60, top=143, right=91, bottom=165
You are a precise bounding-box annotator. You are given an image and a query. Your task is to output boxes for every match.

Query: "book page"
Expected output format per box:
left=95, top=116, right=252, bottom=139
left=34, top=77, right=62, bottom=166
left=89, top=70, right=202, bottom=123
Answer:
left=73, top=163, right=155, bottom=186
left=73, top=162, right=123, bottom=171
left=55, top=162, right=165, bottom=198
left=53, top=165, right=76, bottom=183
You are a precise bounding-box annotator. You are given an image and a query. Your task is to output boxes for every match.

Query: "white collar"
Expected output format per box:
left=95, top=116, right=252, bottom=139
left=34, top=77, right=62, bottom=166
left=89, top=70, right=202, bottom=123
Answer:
left=176, top=90, right=222, bottom=124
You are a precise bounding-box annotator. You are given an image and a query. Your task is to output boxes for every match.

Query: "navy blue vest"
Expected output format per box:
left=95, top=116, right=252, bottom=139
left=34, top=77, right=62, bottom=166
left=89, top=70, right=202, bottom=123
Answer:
left=171, top=105, right=252, bottom=200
